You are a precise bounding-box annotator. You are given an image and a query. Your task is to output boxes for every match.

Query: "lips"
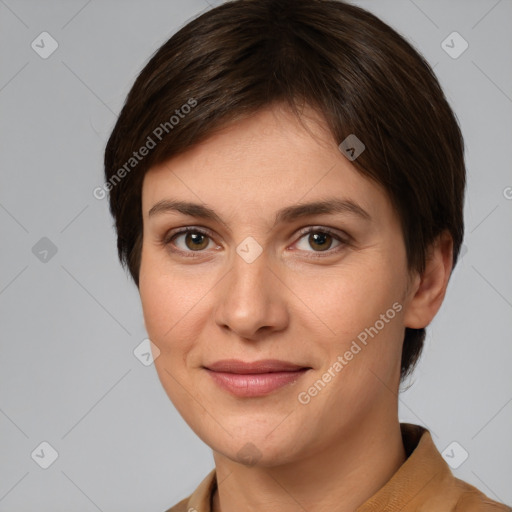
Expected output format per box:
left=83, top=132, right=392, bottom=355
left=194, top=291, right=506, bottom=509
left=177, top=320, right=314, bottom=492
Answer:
left=204, top=359, right=309, bottom=374
left=203, top=359, right=311, bottom=397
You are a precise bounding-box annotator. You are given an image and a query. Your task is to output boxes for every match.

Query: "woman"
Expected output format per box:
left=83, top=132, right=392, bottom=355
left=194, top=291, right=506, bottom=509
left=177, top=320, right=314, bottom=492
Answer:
left=103, top=0, right=510, bottom=510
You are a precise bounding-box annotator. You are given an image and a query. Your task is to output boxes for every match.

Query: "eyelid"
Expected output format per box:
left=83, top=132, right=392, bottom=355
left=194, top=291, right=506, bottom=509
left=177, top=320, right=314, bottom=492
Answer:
left=162, top=225, right=350, bottom=257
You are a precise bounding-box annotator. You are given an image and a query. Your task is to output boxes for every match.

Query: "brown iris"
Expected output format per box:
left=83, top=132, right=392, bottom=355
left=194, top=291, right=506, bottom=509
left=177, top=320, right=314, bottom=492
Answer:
left=308, top=232, right=333, bottom=251
left=185, top=232, right=209, bottom=251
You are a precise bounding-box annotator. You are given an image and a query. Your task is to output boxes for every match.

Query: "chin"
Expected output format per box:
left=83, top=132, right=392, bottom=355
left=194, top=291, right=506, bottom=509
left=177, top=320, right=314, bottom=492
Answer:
left=207, top=424, right=306, bottom=467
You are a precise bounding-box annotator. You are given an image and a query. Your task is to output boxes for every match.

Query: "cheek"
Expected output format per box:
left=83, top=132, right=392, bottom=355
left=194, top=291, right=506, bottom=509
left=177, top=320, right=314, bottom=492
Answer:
left=290, top=259, right=407, bottom=402
left=140, top=276, right=203, bottom=351
left=296, top=275, right=404, bottom=408
left=291, top=259, right=404, bottom=339
left=139, top=243, right=206, bottom=341
left=138, top=253, right=208, bottom=415
left=139, top=248, right=190, bottom=353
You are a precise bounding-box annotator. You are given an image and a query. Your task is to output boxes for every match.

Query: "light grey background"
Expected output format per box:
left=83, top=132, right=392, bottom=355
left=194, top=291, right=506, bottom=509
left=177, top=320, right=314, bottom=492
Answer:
left=1, top=0, right=511, bottom=510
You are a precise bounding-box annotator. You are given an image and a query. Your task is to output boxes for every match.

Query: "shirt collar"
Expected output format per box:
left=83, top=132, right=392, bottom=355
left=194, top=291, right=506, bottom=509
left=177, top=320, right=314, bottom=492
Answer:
left=356, top=423, right=451, bottom=511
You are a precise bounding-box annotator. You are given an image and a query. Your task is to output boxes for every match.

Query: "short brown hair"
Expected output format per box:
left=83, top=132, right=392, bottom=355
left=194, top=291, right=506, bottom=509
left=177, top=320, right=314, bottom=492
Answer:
left=104, top=0, right=465, bottom=381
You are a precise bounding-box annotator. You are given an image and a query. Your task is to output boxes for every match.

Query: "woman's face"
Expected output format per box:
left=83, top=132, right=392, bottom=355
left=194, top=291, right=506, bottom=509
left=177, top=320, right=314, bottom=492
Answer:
left=139, top=105, right=415, bottom=466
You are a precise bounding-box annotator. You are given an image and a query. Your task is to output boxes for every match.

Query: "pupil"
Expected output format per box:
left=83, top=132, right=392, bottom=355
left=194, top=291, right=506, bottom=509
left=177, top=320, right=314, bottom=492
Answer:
left=188, top=233, right=206, bottom=249
left=310, top=232, right=331, bottom=251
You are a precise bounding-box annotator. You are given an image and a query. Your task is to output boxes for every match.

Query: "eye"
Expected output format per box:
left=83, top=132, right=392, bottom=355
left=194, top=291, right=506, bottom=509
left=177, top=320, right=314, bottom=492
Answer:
left=163, top=227, right=218, bottom=256
left=162, top=226, right=349, bottom=258
left=293, top=227, right=347, bottom=254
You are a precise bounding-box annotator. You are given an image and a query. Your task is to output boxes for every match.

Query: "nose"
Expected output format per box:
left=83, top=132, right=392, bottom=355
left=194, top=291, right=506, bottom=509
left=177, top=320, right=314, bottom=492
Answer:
left=214, top=246, right=289, bottom=340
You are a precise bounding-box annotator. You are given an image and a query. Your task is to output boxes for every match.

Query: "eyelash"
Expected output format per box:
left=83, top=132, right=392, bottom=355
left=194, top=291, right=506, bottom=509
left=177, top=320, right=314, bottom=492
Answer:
left=161, top=226, right=350, bottom=259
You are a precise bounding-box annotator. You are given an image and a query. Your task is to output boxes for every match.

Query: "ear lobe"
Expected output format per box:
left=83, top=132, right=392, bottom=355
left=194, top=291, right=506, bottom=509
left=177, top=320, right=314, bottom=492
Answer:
left=403, top=231, right=454, bottom=329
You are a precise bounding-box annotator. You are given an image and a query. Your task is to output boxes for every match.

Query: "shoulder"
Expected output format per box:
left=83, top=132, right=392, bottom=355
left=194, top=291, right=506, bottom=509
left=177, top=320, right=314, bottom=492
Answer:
left=451, top=477, right=510, bottom=512
left=378, top=424, right=511, bottom=512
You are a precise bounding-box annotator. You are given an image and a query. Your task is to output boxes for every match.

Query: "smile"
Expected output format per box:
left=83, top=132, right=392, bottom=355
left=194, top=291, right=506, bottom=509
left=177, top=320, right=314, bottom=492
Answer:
left=203, top=359, right=311, bottom=397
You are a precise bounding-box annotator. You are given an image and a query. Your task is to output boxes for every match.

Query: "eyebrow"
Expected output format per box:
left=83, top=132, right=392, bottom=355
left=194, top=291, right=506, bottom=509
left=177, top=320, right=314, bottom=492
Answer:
left=147, top=197, right=371, bottom=229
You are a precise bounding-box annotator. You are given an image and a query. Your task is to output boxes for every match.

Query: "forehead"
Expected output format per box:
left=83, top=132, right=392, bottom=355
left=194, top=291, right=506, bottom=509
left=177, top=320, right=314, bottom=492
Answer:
left=141, top=105, right=393, bottom=228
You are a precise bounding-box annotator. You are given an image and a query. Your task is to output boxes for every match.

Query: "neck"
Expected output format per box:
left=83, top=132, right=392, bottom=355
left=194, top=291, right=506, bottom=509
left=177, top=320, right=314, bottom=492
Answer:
left=212, top=417, right=406, bottom=512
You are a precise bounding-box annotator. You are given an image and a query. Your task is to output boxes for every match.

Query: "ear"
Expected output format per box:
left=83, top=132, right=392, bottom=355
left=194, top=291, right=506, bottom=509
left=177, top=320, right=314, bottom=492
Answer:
left=403, top=231, right=454, bottom=329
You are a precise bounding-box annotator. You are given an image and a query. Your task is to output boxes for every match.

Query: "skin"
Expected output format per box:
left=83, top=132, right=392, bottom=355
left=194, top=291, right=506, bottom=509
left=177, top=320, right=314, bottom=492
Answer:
left=138, top=104, right=453, bottom=512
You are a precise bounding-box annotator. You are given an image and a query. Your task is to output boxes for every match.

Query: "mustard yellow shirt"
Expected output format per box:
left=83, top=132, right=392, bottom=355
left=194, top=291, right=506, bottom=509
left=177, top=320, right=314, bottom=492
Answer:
left=166, top=423, right=510, bottom=512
